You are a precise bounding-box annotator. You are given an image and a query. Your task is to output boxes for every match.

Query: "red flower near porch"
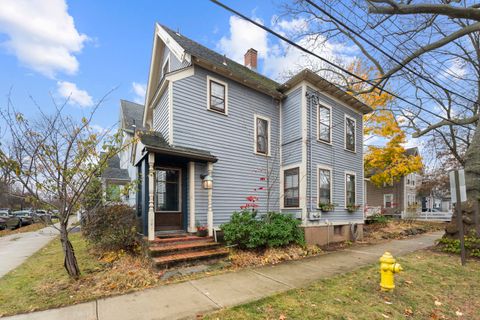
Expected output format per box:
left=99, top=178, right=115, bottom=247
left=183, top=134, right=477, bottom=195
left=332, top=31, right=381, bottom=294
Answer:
left=241, top=196, right=260, bottom=212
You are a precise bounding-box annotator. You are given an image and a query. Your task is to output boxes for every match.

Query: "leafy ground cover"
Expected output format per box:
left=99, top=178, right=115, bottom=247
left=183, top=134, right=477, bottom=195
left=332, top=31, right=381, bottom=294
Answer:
left=0, top=223, right=46, bottom=237
left=363, top=220, right=445, bottom=243
left=205, top=250, right=480, bottom=320
left=0, top=233, right=159, bottom=317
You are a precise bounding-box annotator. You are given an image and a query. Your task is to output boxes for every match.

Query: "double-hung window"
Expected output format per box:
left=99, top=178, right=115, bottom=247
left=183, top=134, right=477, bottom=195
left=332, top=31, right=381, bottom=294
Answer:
left=255, top=115, right=270, bottom=155
left=208, top=77, right=227, bottom=114
left=284, top=168, right=299, bottom=207
left=384, top=194, right=393, bottom=208
left=345, top=115, right=356, bottom=152
left=345, top=172, right=356, bottom=206
left=318, top=105, right=332, bottom=143
left=318, top=167, right=332, bottom=205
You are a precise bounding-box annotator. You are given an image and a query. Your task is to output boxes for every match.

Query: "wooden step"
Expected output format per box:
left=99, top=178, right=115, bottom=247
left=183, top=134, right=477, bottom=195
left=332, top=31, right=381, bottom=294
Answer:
left=149, top=241, right=221, bottom=257
left=150, top=236, right=213, bottom=245
left=153, top=248, right=229, bottom=268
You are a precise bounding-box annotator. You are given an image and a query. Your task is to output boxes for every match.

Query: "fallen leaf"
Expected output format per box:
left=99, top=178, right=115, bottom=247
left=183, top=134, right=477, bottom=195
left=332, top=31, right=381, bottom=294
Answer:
left=434, top=300, right=442, bottom=306
left=405, top=280, right=413, bottom=285
left=456, top=311, right=463, bottom=316
left=381, top=314, right=390, bottom=319
left=384, top=301, right=393, bottom=305
left=404, top=308, right=414, bottom=317
left=279, top=314, right=286, bottom=320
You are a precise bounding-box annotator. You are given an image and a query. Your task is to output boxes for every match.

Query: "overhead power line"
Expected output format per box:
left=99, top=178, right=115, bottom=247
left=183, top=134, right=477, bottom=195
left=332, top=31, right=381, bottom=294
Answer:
left=305, top=0, right=479, bottom=107
left=209, top=0, right=464, bottom=124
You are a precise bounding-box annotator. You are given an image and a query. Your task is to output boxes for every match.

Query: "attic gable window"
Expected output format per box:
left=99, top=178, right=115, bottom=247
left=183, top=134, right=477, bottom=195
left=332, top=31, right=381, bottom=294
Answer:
left=207, top=76, right=228, bottom=114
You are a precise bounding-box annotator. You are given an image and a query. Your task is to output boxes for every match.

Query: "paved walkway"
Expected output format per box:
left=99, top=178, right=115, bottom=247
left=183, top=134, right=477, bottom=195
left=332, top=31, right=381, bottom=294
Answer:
left=0, top=225, right=59, bottom=278
left=3, top=231, right=443, bottom=320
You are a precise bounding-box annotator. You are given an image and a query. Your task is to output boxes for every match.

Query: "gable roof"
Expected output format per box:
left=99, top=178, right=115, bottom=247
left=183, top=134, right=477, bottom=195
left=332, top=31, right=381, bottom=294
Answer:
left=120, top=100, right=145, bottom=132
left=159, top=24, right=281, bottom=98
left=101, top=154, right=130, bottom=182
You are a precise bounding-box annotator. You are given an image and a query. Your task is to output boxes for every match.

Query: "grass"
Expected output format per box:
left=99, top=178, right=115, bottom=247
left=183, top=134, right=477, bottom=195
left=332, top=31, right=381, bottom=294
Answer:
left=205, top=250, right=480, bottom=320
left=0, top=233, right=159, bottom=317
left=0, top=223, right=46, bottom=237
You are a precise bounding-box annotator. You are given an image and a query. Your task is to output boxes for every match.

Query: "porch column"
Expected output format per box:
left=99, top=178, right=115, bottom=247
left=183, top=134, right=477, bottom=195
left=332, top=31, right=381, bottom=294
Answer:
left=148, top=153, right=155, bottom=241
left=188, top=161, right=196, bottom=233
left=207, top=162, right=214, bottom=236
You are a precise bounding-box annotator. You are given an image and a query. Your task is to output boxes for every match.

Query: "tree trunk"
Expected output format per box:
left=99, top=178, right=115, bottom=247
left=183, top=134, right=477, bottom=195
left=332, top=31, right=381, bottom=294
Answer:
left=444, top=121, right=480, bottom=239
left=60, top=224, right=81, bottom=279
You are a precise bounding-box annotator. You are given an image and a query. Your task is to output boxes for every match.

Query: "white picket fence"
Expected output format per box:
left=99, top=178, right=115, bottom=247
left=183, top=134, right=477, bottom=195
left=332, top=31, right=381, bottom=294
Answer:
left=403, top=210, right=453, bottom=222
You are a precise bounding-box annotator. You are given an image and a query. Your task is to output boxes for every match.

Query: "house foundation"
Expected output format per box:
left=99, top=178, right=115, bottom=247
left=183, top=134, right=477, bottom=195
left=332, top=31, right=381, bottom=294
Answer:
left=303, top=224, right=364, bottom=246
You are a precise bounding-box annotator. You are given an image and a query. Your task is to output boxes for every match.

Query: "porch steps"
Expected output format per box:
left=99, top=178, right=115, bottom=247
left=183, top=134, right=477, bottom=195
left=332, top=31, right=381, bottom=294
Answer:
left=149, top=235, right=229, bottom=269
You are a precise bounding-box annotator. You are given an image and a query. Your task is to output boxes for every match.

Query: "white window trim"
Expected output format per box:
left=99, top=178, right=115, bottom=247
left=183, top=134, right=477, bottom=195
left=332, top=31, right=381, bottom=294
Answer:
left=317, top=164, right=333, bottom=208
left=344, top=114, right=357, bottom=153
left=317, top=103, right=333, bottom=145
left=206, top=75, right=228, bottom=115
left=280, top=163, right=302, bottom=210
left=254, top=114, right=271, bottom=156
left=384, top=193, right=393, bottom=208
left=161, top=53, right=170, bottom=79
left=344, top=170, right=357, bottom=208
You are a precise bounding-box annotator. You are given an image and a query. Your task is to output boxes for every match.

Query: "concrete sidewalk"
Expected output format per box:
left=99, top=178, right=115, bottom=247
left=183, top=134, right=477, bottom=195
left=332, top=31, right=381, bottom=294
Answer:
left=0, top=225, right=59, bottom=278
left=2, top=231, right=443, bottom=320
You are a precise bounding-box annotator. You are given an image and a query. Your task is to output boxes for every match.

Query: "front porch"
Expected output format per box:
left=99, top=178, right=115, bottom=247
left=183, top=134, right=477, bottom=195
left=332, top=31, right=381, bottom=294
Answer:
left=135, top=132, right=217, bottom=241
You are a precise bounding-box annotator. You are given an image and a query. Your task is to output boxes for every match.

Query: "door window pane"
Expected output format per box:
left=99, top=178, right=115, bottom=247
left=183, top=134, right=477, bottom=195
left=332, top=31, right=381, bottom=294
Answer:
left=155, top=169, right=180, bottom=211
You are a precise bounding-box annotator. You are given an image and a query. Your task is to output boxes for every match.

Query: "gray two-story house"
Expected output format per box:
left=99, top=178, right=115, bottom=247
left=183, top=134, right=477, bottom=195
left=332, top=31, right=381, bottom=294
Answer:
left=131, top=23, right=372, bottom=245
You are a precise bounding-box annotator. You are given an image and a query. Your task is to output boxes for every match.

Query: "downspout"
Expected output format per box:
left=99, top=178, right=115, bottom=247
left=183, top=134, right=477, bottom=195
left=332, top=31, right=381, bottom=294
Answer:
left=307, top=92, right=314, bottom=217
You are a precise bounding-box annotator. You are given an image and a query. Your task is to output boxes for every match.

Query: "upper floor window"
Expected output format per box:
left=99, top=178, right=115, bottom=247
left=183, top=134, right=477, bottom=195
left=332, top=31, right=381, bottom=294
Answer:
left=345, top=172, right=356, bottom=206
left=255, top=115, right=270, bottom=155
left=207, top=76, right=228, bottom=114
left=284, top=167, right=299, bottom=207
left=345, top=115, right=356, bottom=152
left=318, top=167, right=332, bottom=205
left=318, top=105, right=332, bottom=143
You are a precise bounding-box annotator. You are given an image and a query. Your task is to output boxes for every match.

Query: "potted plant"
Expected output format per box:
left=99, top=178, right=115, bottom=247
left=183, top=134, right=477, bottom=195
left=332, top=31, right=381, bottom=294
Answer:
left=318, top=202, right=336, bottom=212
left=346, top=204, right=361, bottom=213
left=196, top=224, right=208, bottom=237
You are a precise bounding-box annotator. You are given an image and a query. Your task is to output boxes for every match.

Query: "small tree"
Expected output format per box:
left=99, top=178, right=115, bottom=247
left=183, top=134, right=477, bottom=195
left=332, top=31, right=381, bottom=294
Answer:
left=0, top=95, right=124, bottom=279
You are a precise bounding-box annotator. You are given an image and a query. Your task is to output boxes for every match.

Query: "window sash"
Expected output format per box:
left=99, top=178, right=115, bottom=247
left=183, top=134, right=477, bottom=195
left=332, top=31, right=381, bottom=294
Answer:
left=284, top=168, right=299, bottom=207
left=346, top=173, right=356, bottom=205
left=384, top=194, right=393, bottom=208
left=318, top=106, right=331, bottom=143
left=345, top=117, right=356, bottom=151
left=209, top=80, right=225, bottom=112
left=256, top=118, right=269, bottom=154
left=318, top=169, right=331, bottom=204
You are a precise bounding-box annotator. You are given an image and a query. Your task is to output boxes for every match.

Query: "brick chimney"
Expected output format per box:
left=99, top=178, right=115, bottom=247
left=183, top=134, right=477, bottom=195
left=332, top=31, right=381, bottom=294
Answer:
left=244, top=48, right=258, bottom=70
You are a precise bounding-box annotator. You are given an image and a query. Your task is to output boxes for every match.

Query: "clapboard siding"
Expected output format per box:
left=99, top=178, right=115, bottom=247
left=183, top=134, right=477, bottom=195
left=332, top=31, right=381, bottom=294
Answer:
left=172, top=66, right=280, bottom=226
left=306, top=85, right=364, bottom=223
left=152, top=88, right=169, bottom=141
left=281, top=87, right=303, bottom=166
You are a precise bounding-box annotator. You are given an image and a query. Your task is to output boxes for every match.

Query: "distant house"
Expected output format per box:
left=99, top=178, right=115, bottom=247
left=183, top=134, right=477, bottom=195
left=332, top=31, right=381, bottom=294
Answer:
left=124, top=23, right=373, bottom=244
left=365, top=147, right=422, bottom=218
left=101, top=100, right=144, bottom=206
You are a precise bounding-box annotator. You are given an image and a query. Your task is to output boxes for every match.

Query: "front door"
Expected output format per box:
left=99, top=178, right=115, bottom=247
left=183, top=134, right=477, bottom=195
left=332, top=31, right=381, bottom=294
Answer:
left=154, top=168, right=183, bottom=231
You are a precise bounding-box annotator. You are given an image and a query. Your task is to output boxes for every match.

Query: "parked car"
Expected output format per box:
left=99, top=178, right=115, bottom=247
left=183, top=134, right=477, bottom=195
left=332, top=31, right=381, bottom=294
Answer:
left=33, top=210, right=51, bottom=224
left=12, top=210, right=34, bottom=226
left=50, top=210, right=60, bottom=219
left=0, top=210, right=22, bottom=230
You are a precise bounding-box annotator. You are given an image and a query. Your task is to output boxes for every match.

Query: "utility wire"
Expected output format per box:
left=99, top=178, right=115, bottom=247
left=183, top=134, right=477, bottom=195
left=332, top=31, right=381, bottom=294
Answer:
left=305, top=0, right=479, bottom=107
left=209, top=0, right=465, bottom=124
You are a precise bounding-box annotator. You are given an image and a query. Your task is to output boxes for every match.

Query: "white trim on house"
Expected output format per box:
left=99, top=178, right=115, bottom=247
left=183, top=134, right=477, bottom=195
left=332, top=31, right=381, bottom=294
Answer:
left=344, top=170, right=357, bottom=208
left=156, top=23, right=191, bottom=64
left=384, top=193, right=393, bottom=208
left=316, top=103, right=333, bottom=145
left=254, top=114, right=271, bottom=156
left=161, top=53, right=170, bottom=79
left=280, top=162, right=302, bottom=210
left=168, top=81, right=174, bottom=144
left=300, top=84, right=308, bottom=222
left=206, top=75, right=229, bottom=115
left=305, top=83, right=364, bottom=116
left=188, top=161, right=196, bottom=233
left=278, top=99, right=283, bottom=205
left=317, top=164, right=333, bottom=208
left=344, top=114, right=357, bottom=153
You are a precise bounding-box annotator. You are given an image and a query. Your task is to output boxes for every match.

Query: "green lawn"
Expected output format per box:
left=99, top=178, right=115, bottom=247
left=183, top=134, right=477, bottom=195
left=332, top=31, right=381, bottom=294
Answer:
left=206, top=251, right=480, bottom=320
left=0, top=233, right=158, bottom=317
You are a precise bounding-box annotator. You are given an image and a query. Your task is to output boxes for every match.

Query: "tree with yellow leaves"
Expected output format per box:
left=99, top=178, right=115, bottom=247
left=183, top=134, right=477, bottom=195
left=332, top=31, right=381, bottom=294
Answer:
left=347, top=60, right=423, bottom=186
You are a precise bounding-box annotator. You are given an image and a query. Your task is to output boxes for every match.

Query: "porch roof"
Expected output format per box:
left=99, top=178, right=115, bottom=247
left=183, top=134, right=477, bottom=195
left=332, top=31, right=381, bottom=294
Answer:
left=138, top=131, right=217, bottom=163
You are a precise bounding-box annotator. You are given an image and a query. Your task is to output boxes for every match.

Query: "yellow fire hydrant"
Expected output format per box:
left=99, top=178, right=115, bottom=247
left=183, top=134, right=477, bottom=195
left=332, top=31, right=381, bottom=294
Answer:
left=379, top=252, right=403, bottom=291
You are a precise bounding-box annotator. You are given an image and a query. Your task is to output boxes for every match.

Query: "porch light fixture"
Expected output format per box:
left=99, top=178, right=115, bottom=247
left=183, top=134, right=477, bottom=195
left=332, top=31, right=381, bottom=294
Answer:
left=200, top=174, right=213, bottom=189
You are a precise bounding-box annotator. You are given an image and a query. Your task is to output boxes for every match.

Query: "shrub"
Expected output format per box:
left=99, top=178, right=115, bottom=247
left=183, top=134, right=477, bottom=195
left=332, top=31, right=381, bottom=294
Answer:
left=437, top=230, right=480, bottom=258
left=221, top=210, right=304, bottom=249
left=82, top=204, right=141, bottom=253
left=370, top=213, right=390, bottom=225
